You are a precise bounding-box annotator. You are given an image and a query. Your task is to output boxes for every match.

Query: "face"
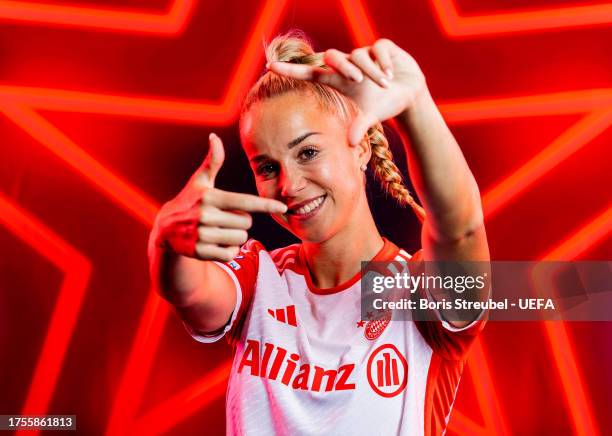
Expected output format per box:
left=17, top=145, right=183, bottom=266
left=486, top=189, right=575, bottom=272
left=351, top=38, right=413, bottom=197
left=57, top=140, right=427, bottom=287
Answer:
left=240, top=91, right=369, bottom=243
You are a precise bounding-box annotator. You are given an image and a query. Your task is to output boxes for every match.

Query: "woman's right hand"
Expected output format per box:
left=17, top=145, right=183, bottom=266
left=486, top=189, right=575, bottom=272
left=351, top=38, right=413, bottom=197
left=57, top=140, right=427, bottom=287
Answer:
left=151, top=133, right=287, bottom=263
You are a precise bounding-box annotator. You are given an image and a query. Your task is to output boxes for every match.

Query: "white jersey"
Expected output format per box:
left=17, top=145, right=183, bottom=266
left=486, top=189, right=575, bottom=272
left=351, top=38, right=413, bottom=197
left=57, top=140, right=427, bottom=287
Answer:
left=187, top=238, right=485, bottom=436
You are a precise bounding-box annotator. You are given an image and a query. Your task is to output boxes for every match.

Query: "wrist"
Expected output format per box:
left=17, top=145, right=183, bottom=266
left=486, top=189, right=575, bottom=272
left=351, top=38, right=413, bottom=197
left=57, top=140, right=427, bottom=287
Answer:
left=399, top=82, right=434, bottom=123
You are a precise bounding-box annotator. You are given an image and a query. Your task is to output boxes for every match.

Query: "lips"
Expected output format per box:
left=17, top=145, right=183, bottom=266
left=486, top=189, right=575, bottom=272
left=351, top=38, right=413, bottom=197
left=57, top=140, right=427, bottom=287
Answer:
left=287, top=195, right=326, bottom=217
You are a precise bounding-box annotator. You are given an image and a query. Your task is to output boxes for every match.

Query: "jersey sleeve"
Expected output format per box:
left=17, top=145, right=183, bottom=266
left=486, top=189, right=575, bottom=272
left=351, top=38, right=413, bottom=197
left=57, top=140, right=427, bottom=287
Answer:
left=409, top=249, right=488, bottom=361
left=186, top=238, right=264, bottom=346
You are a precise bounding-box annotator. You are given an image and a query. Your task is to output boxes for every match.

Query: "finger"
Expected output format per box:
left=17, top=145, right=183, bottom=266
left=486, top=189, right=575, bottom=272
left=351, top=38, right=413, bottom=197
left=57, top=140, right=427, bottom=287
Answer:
left=205, top=189, right=288, bottom=214
left=195, top=243, right=240, bottom=262
left=348, top=112, right=378, bottom=147
left=267, top=61, right=346, bottom=89
left=371, top=39, right=394, bottom=79
left=349, top=47, right=389, bottom=88
left=200, top=205, right=253, bottom=229
left=195, top=132, right=225, bottom=188
left=324, top=49, right=363, bottom=82
left=198, top=226, right=248, bottom=246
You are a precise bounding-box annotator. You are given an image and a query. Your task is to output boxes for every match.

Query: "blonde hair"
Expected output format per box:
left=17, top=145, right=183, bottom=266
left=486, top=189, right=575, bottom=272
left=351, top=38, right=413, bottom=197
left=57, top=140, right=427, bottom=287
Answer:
left=240, top=30, right=425, bottom=222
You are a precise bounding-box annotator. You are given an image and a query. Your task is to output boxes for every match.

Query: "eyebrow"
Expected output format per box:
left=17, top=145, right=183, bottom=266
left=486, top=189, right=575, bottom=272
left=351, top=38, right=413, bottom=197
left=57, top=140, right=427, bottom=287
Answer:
left=250, top=131, right=321, bottom=163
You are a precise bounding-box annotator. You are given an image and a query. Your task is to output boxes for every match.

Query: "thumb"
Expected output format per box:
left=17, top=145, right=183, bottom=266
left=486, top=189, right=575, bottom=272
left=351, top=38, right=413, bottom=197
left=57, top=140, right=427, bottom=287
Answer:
left=195, top=132, right=225, bottom=187
left=348, top=112, right=377, bottom=147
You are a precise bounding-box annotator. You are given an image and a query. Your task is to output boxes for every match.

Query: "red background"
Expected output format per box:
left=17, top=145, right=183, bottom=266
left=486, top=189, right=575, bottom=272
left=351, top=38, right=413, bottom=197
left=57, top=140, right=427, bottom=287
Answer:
left=1, top=0, right=611, bottom=434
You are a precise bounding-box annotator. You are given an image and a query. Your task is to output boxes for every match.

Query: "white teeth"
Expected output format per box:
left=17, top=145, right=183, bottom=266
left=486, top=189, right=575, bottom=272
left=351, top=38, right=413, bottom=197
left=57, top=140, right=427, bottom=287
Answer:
left=293, top=196, right=324, bottom=215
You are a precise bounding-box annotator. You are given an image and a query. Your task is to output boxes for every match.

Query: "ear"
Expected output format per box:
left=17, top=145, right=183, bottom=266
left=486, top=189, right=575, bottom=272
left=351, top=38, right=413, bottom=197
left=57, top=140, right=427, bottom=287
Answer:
left=355, top=131, right=372, bottom=168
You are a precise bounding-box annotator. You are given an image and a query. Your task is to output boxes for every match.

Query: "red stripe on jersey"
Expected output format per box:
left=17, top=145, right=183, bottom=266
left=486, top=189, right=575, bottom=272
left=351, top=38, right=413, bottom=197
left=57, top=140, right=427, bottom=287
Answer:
left=286, top=305, right=297, bottom=326
left=241, top=238, right=260, bottom=253
left=271, top=244, right=300, bottom=273
left=282, top=259, right=296, bottom=269
left=424, top=353, right=464, bottom=436
left=221, top=238, right=264, bottom=347
left=275, top=308, right=286, bottom=323
left=271, top=244, right=297, bottom=262
left=278, top=257, right=295, bottom=271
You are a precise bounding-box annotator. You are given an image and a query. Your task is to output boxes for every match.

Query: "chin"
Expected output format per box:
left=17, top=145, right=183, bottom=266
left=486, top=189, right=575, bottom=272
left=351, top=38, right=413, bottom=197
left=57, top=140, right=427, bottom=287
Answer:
left=273, top=218, right=329, bottom=244
left=272, top=200, right=343, bottom=243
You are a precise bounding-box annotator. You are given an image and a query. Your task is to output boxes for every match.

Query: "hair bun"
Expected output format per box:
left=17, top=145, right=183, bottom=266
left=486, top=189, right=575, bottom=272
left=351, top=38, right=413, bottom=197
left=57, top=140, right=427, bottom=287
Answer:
left=265, top=29, right=321, bottom=66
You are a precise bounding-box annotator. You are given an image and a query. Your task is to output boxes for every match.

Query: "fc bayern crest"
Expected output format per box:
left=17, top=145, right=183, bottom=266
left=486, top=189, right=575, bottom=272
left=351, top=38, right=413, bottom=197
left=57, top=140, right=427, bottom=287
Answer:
left=364, top=310, right=392, bottom=340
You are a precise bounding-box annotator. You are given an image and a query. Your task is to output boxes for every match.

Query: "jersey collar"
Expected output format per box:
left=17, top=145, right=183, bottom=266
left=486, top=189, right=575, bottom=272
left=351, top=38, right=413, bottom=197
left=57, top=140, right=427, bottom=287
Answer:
left=299, top=237, right=400, bottom=295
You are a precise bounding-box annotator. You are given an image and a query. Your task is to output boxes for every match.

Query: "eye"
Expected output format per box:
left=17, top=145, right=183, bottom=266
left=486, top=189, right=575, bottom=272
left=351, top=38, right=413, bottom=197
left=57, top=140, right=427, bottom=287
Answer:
left=256, top=161, right=278, bottom=179
left=298, top=146, right=319, bottom=161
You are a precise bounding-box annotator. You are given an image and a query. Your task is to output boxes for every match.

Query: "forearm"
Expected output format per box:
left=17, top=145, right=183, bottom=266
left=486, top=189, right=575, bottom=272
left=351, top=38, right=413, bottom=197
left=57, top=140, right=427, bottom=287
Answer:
left=396, top=88, right=483, bottom=242
left=147, top=226, right=238, bottom=332
left=148, top=233, right=208, bottom=307
left=149, top=243, right=237, bottom=333
left=396, top=89, right=490, bottom=325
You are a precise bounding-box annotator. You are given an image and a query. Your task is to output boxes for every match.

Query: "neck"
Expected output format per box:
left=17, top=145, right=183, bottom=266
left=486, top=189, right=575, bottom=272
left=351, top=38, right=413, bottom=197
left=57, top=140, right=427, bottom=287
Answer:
left=301, top=199, right=384, bottom=289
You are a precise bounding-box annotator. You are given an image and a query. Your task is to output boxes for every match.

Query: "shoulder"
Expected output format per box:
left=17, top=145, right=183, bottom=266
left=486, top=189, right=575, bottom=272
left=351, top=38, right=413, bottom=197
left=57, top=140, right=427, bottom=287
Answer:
left=382, top=237, right=422, bottom=263
left=237, top=239, right=301, bottom=274
left=402, top=248, right=423, bottom=261
left=240, top=238, right=267, bottom=254
left=270, top=243, right=301, bottom=274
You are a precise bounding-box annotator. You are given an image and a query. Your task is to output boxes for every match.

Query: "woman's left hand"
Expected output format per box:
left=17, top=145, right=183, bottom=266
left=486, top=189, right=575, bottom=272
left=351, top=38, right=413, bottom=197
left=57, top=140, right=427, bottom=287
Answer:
left=267, top=38, right=428, bottom=146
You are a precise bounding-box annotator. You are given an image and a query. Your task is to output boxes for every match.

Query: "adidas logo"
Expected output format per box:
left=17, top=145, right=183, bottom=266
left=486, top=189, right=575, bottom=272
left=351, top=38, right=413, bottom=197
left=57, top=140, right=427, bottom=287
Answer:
left=267, top=305, right=297, bottom=327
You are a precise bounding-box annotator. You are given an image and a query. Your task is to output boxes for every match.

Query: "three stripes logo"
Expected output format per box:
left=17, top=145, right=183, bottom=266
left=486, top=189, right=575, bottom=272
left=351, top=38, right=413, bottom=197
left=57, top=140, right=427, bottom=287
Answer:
left=267, top=305, right=297, bottom=327
left=367, top=344, right=408, bottom=397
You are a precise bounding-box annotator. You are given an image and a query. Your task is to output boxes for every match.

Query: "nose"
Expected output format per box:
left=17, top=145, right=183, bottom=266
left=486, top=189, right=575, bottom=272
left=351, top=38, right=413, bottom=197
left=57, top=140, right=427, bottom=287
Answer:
left=279, top=167, right=305, bottom=198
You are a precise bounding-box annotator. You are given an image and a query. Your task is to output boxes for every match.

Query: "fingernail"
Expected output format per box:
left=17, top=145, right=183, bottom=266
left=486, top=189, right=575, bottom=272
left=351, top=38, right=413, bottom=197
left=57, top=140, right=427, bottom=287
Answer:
left=384, top=68, right=394, bottom=79
left=351, top=71, right=364, bottom=82
left=273, top=203, right=288, bottom=213
left=380, top=77, right=390, bottom=88
left=209, top=132, right=216, bottom=140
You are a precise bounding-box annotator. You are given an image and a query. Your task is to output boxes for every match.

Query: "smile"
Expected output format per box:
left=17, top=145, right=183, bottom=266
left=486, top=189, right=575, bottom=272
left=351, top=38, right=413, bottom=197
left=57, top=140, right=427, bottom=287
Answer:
left=287, top=195, right=327, bottom=219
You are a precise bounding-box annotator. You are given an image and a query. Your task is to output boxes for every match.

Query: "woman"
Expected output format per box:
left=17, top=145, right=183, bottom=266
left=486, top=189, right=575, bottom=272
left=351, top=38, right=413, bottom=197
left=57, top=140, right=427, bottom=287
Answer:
left=149, top=31, right=490, bottom=435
